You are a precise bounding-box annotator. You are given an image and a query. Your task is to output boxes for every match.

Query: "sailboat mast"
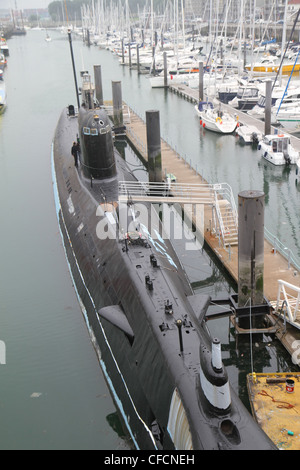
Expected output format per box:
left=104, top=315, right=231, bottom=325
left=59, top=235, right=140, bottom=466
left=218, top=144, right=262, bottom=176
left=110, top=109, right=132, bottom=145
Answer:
left=238, top=0, right=244, bottom=75
left=181, top=0, right=185, bottom=51
left=280, top=0, right=288, bottom=86
left=251, top=0, right=256, bottom=74
left=209, top=0, right=212, bottom=51
left=151, top=0, right=154, bottom=47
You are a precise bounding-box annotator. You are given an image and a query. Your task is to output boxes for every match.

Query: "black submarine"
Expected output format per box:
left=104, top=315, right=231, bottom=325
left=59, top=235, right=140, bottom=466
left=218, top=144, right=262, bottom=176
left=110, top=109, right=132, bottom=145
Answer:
left=52, top=61, right=277, bottom=451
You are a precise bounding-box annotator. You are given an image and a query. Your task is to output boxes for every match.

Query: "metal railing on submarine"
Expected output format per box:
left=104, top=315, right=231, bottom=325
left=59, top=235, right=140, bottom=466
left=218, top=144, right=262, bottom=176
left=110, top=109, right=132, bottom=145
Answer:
left=118, top=180, right=238, bottom=248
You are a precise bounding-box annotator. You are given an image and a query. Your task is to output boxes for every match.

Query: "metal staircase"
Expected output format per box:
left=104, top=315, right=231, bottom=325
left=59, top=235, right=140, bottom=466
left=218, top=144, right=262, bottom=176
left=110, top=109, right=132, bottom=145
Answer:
left=118, top=181, right=238, bottom=248
left=213, top=184, right=238, bottom=247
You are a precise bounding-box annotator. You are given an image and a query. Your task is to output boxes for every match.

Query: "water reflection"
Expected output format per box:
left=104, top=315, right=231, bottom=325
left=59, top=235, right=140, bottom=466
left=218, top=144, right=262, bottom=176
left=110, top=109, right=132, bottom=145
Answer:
left=106, top=412, right=134, bottom=448
left=207, top=316, right=299, bottom=410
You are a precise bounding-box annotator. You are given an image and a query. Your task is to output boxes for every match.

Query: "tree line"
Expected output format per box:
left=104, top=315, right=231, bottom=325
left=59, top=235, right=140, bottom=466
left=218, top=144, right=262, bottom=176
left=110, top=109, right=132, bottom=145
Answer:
left=48, top=0, right=165, bottom=22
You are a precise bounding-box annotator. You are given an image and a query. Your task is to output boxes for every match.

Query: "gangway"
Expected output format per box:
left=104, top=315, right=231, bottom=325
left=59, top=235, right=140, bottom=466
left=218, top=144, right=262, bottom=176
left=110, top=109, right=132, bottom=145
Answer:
left=118, top=181, right=238, bottom=248
left=102, top=104, right=132, bottom=124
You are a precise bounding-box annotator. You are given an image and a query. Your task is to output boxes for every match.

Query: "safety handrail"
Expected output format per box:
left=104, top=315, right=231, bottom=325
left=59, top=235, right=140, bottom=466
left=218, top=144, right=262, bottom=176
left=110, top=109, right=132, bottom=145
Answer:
left=265, top=227, right=300, bottom=271
left=276, top=280, right=300, bottom=324
left=119, top=181, right=238, bottom=247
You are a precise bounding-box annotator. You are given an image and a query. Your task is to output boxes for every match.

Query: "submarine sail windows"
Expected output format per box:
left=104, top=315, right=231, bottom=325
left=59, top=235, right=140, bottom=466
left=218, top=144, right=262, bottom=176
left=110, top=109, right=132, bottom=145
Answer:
left=83, top=127, right=99, bottom=136
left=83, top=126, right=110, bottom=136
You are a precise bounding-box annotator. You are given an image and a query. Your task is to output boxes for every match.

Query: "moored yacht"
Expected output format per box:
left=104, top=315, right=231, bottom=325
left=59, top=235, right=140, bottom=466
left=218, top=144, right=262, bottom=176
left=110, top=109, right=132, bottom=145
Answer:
left=195, top=101, right=238, bottom=134
left=0, top=82, right=7, bottom=114
left=229, top=85, right=259, bottom=110
left=258, top=133, right=299, bottom=165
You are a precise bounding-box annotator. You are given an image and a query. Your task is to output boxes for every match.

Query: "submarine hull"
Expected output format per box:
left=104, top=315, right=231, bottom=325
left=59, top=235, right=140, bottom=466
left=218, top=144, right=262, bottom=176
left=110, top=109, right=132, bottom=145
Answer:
left=52, top=107, right=277, bottom=450
left=53, top=109, right=181, bottom=449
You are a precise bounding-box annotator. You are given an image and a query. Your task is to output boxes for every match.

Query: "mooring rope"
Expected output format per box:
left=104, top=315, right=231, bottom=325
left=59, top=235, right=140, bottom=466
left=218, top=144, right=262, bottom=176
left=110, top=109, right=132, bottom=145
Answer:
left=258, top=390, right=298, bottom=412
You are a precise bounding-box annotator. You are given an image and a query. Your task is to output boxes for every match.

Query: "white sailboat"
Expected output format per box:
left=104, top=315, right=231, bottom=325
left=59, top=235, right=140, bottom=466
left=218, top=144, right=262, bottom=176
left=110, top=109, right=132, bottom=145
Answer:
left=195, top=101, right=238, bottom=134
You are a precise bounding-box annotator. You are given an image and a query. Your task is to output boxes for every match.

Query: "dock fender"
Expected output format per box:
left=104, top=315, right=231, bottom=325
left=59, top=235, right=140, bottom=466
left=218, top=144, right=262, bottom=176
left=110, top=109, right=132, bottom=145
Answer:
left=98, top=305, right=134, bottom=342
left=187, top=294, right=211, bottom=323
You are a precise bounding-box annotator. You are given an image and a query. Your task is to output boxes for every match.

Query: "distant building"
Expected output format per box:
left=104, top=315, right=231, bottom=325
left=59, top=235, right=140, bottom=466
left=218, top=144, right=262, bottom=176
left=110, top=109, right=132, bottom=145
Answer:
left=185, top=0, right=202, bottom=18
left=0, top=9, right=11, bottom=20
left=288, top=0, right=300, bottom=16
left=186, top=0, right=288, bottom=23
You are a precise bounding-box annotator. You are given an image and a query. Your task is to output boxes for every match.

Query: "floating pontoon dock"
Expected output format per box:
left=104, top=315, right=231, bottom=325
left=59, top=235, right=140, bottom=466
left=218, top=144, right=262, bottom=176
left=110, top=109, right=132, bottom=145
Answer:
left=104, top=100, right=300, bottom=359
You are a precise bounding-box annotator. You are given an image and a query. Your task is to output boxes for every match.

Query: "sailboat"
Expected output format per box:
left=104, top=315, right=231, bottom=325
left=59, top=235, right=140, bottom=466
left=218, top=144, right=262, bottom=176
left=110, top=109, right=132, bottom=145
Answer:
left=195, top=101, right=239, bottom=134
left=245, top=55, right=300, bottom=76
left=45, top=30, right=51, bottom=42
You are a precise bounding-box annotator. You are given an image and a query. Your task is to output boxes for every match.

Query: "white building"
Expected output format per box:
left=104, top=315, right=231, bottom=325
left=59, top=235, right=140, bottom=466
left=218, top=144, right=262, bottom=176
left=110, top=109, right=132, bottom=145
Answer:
left=288, top=0, right=300, bottom=16
left=186, top=0, right=288, bottom=22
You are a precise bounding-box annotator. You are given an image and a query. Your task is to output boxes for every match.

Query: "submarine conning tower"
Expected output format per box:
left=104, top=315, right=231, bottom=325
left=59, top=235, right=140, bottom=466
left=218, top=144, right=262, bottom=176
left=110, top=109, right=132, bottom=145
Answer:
left=78, top=107, right=117, bottom=180
left=199, top=338, right=232, bottom=413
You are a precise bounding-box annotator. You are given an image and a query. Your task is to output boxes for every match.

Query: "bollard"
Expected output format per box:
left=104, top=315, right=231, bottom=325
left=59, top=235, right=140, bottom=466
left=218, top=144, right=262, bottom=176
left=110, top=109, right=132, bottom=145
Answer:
left=238, top=190, right=265, bottom=308
left=112, top=81, right=123, bottom=130
left=265, top=80, right=272, bottom=136
left=94, top=65, right=103, bottom=106
left=146, top=110, right=162, bottom=183
left=199, top=62, right=204, bottom=102
left=164, top=51, right=168, bottom=88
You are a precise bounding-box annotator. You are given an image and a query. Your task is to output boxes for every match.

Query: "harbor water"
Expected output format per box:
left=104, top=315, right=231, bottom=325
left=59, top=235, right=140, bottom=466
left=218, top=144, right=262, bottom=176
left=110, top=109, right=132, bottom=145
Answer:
left=0, top=29, right=298, bottom=450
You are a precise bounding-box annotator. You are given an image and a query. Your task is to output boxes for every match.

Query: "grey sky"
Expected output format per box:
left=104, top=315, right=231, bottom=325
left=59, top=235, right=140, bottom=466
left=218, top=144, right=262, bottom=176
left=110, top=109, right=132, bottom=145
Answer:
left=1, top=0, right=50, bottom=9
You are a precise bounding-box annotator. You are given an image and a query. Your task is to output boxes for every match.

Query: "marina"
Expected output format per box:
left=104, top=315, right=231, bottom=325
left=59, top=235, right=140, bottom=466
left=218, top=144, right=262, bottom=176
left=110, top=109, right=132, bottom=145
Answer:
left=1, top=0, right=300, bottom=451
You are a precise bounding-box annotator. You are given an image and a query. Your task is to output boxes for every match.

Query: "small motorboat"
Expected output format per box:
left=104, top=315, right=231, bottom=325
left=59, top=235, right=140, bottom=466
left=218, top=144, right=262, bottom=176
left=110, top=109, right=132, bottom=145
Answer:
left=236, top=124, right=263, bottom=145
left=195, top=101, right=238, bottom=134
left=0, top=53, right=7, bottom=69
left=0, top=82, right=7, bottom=114
left=258, top=133, right=299, bottom=165
left=228, top=85, right=260, bottom=110
left=0, top=38, right=9, bottom=57
left=296, top=159, right=300, bottom=178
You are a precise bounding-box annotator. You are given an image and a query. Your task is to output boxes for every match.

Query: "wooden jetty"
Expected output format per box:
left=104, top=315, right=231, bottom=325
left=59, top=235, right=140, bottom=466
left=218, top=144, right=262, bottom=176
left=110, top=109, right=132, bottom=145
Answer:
left=124, top=103, right=300, bottom=295
left=104, top=98, right=300, bottom=359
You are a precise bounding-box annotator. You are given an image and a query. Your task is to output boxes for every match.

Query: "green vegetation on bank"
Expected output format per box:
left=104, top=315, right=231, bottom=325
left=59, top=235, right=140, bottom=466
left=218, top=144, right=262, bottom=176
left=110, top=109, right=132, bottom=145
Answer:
left=48, top=0, right=165, bottom=21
